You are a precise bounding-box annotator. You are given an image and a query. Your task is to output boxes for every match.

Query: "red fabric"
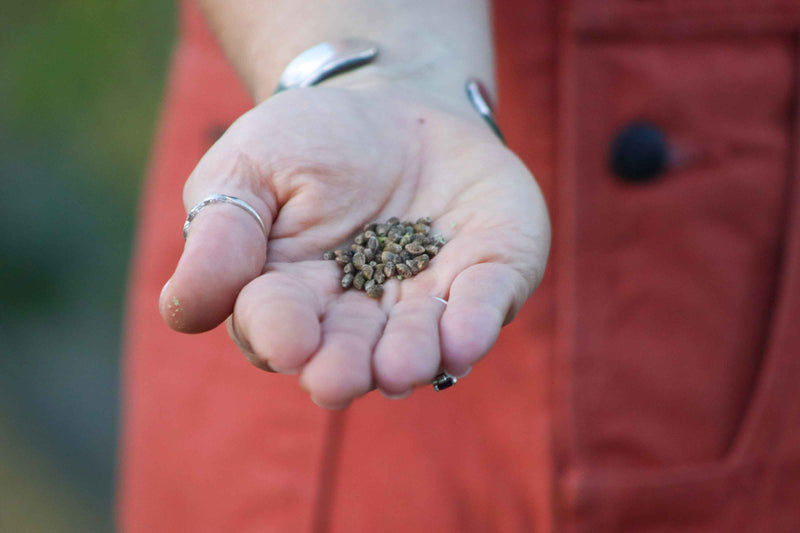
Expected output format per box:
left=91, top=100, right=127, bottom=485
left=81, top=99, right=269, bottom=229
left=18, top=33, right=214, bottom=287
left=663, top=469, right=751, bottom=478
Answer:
left=117, top=1, right=800, bottom=531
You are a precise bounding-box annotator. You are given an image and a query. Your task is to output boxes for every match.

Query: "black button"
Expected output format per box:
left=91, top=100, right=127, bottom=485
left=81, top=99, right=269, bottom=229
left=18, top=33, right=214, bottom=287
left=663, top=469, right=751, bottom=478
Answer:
left=609, top=122, right=668, bottom=183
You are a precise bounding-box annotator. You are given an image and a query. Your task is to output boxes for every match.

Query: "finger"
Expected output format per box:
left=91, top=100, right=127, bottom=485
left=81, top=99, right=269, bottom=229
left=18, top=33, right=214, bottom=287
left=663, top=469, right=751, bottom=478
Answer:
left=159, top=126, right=280, bottom=331
left=160, top=196, right=273, bottom=332
left=439, top=263, right=529, bottom=376
left=225, top=316, right=276, bottom=373
left=231, top=263, right=331, bottom=373
left=373, top=297, right=444, bottom=396
left=298, top=293, right=386, bottom=410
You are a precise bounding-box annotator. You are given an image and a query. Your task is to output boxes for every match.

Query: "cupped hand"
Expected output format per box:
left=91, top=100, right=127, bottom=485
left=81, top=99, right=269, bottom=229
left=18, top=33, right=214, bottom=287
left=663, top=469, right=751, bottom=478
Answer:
left=159, top=85, right=550, bottom=409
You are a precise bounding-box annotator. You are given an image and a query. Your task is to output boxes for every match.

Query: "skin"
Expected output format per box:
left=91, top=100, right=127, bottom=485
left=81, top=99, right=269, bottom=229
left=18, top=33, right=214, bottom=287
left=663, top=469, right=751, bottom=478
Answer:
left=159, top=2, right=551, bottom=409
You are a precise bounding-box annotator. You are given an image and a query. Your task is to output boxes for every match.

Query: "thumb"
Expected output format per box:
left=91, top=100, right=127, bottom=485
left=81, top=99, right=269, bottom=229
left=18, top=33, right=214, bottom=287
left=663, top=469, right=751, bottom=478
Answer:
left=160, top=172, right=276, bottom=333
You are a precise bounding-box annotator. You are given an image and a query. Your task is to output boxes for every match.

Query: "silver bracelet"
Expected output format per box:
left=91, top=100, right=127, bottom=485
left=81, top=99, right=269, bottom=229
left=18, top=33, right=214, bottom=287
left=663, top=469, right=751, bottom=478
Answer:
left=275, top=39, right=379, bottom=93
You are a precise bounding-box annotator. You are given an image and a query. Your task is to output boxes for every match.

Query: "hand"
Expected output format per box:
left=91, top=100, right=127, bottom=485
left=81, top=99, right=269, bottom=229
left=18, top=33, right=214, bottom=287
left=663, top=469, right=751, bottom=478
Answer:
left=159, top=84, right=550, bottom=409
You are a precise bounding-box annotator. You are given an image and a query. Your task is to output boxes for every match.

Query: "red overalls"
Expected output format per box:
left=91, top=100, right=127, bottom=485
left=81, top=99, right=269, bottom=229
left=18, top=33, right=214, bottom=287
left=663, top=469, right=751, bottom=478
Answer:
left=118, top=1, right=800, bottom=531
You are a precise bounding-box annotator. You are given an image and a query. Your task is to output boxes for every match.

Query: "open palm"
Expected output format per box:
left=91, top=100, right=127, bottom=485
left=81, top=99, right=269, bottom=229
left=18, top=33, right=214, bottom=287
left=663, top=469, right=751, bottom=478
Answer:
left=160, top=86, right=550, bottom=409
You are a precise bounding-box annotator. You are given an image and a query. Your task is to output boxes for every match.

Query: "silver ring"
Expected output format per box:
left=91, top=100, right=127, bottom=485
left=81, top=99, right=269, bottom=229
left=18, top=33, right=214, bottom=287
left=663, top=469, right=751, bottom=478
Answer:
left=433, top=372, right=457, bottom=392
left=183, top=194, right=268, bottom=241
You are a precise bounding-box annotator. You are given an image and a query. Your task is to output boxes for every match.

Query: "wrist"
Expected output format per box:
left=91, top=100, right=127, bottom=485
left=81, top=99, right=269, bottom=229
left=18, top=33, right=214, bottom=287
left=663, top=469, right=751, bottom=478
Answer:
left=200, top=0, right=496, bottom=115
left=258, top=46, right=495, bottom=131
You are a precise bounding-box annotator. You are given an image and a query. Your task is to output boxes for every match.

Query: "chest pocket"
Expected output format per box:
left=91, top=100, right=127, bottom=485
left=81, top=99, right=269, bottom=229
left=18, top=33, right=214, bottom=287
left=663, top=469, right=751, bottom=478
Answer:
left=565, top=9, right=799, bottom=475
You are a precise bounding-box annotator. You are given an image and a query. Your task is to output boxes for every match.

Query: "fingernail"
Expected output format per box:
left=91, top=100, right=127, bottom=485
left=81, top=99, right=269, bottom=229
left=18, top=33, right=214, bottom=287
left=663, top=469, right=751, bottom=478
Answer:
left=310, top=395, right=350, bottom=410
left=455, top=366, right=472, bottom=378
left=254, top=359, right=278, bottom=373
left=267, top=362, right=299, bottom=375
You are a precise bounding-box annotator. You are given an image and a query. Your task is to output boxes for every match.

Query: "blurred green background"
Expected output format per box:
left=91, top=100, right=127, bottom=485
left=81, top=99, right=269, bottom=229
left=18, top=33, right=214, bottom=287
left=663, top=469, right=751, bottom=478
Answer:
left=1, top=1, right=176, bottom=531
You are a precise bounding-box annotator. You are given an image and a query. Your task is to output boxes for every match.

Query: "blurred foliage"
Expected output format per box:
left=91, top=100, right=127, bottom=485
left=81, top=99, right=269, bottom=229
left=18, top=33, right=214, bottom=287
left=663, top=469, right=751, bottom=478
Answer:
left=1, top=0, right=174, bottom=198
left=0, top=0, right=176, bottom=531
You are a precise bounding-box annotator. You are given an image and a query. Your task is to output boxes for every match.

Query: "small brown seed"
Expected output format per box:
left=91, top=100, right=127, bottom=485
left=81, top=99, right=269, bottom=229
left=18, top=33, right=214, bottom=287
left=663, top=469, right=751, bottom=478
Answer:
left=367, top=235, right=379, bottom=251
left=341, top=273, right=354, bottom=289
left=387, top=228, right=403, bottom=242
left=396, top=263, right=412, bottom=277
left=405, top=242, right=425, bottom=255
left=353, top=272, right=366, bottom=290
left=361, top=264, right=374, bottom=280
left=366, top=282, right=384, bottom=299
left=385, top=242, right=403, bottom=254
left=330, top=215, right=442, bottom=295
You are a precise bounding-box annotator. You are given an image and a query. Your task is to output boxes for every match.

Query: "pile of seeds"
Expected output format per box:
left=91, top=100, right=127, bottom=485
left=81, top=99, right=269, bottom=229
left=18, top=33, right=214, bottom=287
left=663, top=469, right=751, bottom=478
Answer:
left=323, top=216, right=446, bottom=299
